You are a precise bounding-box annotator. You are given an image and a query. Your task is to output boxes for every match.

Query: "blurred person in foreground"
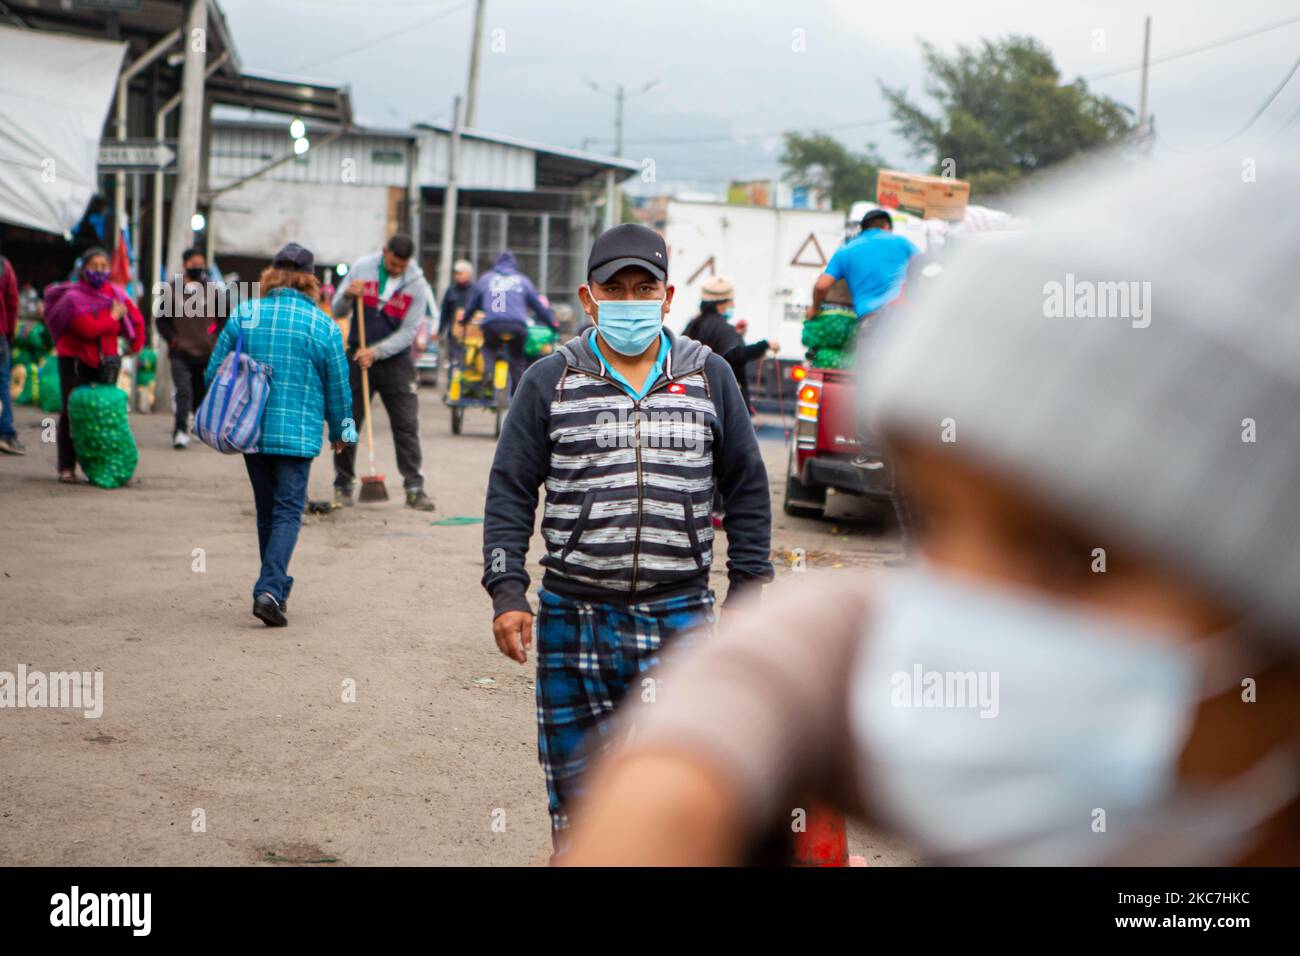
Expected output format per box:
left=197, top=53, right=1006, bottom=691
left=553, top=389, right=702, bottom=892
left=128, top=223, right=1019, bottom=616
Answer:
left=561, top=150, right=1300, bottom=866
left=207, top=243, right=354, bottom=628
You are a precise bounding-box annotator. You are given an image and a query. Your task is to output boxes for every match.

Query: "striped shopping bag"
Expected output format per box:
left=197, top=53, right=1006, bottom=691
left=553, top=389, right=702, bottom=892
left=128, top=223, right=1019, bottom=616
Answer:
left=193, top=330, right=271, bottom=454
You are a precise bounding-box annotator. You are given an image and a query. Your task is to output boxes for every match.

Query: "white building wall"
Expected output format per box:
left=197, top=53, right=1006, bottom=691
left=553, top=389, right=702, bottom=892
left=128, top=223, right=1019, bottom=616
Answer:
left=415, top=128, right=535, bottom=191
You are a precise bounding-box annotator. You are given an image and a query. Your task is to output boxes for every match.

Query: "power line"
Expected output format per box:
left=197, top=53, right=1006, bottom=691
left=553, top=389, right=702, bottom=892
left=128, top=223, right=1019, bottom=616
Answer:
left=290, top=0, right=470, bottom=73
left=1085, top=12, right=1300, bottom=81
left=1158, top=50, right=1300, bottom=152
left=589, top=116, right=892, bottom=148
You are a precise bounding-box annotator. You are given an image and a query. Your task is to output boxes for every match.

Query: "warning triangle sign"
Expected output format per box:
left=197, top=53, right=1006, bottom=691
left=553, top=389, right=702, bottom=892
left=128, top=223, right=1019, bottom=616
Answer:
left=791, top=233, right=827, bottom=268
left=686, top=256, right=717, bottom=285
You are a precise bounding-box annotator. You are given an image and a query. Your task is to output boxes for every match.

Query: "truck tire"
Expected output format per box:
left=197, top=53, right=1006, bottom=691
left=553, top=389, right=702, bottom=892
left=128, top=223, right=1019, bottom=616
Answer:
left=783, top=445, right=826, bottom=519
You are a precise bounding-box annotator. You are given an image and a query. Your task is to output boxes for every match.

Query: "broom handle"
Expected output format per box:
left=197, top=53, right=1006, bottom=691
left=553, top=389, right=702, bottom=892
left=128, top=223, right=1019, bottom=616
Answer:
left=354, top=297, right=378, bottom=475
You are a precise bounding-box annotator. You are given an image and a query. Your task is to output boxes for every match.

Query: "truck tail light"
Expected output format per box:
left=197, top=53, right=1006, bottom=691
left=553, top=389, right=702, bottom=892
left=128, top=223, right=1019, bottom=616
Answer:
left=795, top=380, right=821, bottom=449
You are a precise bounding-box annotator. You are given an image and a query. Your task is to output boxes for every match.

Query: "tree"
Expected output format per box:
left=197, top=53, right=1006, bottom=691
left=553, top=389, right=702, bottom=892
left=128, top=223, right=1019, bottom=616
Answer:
left=881, top=35, right=1133, bottom=195
left=780, top=132, right=885, bottom=211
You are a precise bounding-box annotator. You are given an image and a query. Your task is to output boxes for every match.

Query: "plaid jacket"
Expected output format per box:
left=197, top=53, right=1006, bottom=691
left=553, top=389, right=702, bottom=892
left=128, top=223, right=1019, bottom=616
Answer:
left=206, top=288, right=351, bottom=458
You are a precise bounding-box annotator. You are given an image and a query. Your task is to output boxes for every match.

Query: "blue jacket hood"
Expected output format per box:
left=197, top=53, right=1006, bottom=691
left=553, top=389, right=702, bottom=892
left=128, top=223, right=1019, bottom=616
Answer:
left=492, top=251, right=520, bottom=274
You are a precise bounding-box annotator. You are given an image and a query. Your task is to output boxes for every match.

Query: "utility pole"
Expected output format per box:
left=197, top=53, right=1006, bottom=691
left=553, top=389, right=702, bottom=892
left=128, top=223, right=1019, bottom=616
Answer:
left=164, top=0, right=207, bottom=278
left=1138, top=15, right=1152, bottom=136
left=437, top=95, right=464, bottom=297
left=464, top=0, right=486, bottom=128
left=585, top=78, right=659, bottom=157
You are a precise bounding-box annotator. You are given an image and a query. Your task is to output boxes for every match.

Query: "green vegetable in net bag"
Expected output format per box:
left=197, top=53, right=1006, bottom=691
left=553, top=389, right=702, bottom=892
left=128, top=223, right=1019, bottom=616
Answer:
left=15, top=360, right=39, bottom=405
left=524, top=325, right=558, bottom=359
left=136, top=347, right=158, bottom=386
left=810, top=347, right=855, bottom=371
left=37, top=358, right=62, bottom=412
left=68, top=384, right=138, bottom=488
left=801, top=309, right=858, bottom=352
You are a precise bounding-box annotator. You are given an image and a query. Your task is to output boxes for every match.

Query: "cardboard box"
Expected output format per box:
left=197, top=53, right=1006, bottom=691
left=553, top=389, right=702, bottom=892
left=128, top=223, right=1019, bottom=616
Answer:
left=876, top=169, right=970, bottom=221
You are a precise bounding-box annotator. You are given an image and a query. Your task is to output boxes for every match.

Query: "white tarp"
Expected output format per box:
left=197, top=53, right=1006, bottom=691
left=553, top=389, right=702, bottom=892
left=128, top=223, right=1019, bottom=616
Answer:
left=0, top=25, right=125, bottom=235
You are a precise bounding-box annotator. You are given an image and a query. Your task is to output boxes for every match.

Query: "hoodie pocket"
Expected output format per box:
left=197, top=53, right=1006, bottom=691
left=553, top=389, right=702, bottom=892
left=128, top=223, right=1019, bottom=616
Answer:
left=560, top=490, right=599, bottom=562
left=680, top=490, right=706, bottom=570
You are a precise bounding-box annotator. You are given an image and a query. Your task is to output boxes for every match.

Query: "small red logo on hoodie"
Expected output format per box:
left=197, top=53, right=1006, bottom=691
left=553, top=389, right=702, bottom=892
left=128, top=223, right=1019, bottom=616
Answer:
left=669, top=383, right=686, bottom=394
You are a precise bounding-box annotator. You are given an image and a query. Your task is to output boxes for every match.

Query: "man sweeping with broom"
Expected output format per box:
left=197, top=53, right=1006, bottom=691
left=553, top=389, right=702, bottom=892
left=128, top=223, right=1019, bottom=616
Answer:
left=330, top=234, right=435, bottom=511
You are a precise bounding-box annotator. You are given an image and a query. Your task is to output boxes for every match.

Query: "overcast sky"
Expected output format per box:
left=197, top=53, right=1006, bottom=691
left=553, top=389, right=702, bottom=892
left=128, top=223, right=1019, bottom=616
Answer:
left=222, top=0, right=1300, bottom=192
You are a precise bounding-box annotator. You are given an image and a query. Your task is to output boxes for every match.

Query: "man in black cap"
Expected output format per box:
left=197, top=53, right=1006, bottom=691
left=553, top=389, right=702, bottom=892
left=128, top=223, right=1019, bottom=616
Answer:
left=479, top=223, right=774, bottom=847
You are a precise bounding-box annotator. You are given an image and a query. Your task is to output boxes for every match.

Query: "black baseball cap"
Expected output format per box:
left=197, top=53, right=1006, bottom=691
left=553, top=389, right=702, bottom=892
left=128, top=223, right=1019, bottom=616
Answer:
left=587, top=224, right=667, bottom=283
left=271, top=242, right=315, bottom=274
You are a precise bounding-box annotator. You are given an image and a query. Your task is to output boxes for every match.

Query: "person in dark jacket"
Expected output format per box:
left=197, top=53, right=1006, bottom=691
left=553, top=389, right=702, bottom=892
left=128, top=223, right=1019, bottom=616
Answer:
left=157, top=247, right=227, bottom=448
left=437, top=259, right=474, bottom=384
left=480, top=224, right=773, bottom=848
left=681, top=276, right=776, bottom=412
left=463, top=250, right=555, bottom=398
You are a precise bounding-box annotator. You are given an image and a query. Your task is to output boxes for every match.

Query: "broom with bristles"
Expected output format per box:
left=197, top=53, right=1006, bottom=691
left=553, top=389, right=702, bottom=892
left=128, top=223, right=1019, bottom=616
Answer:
left=354, top=297, right=389, bottom=502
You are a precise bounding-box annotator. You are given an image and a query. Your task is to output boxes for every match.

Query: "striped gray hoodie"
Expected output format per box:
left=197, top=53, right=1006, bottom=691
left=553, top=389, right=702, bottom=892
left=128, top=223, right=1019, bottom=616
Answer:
left=482, top=327, right=773, bottom=617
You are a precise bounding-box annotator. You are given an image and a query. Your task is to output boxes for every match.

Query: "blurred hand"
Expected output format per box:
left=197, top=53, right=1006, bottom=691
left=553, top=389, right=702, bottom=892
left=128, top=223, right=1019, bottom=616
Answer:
left=492, top=611, right=534, bottom=664
left=330, top=440, right=347, bottom=453
left=348, top=279, right=366, bottom=297
left=110, top=301, right=125, bottom=319
left=355, top=347, right=375, bottom=369
left=804, top=305, right=817, bottom=321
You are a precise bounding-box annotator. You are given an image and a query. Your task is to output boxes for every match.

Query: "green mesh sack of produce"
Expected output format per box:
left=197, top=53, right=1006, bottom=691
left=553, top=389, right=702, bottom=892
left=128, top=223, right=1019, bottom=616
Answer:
left=68, top=384, right=138, bottom=488
left=15, top=360, right=39, bottom=405
left=810, top=347, right=856, bottom=371
left=524, top=325, right=558, bottom=358
left=37, top=358, right=62, bottom=412
left=17, top=321, right=53, bottom=355
left=136, top=347, right=158, bottom=386
left=801, top=308, right=858, bottom=352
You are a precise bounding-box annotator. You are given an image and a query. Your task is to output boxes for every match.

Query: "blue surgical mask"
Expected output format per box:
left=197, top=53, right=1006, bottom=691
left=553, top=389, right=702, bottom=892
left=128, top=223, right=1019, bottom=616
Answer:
left=722, top=307, right=735, bottom=320
left=851, top=561, right=1293, bottom=865
left=590, top=296, right=664, bottom=356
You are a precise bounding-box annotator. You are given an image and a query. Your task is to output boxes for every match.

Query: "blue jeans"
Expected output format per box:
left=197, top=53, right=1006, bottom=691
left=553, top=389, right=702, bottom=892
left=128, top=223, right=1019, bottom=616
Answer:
left=242, top=453, right=312, bottom=603
left=0, top=337, right=15, bottom=440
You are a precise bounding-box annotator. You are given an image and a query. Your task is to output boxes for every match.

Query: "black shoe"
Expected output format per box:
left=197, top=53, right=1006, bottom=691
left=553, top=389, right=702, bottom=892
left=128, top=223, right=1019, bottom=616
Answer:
left=405, top=489, right=435, bottom=512
left=253, top=593, right=288, bottom=627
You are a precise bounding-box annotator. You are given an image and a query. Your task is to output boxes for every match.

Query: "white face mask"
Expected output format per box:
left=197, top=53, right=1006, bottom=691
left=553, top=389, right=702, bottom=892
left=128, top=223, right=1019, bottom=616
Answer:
left=850, top=562, right=1297, bottom=865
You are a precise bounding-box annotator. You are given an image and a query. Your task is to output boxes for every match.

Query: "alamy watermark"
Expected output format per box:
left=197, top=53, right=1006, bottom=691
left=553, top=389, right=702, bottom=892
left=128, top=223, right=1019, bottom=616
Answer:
left=151, top=277, right=259, bottom=326
left=890, top=664, right=999, bottom=718
left=594, top=408, right=708, bottom=453
left=0, top=665, right=103, bottom=718
left=1042, top=272, right=1151, bottom=328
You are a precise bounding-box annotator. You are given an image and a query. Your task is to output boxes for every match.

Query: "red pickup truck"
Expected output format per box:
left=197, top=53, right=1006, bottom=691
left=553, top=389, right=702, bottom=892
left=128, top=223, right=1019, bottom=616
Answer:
left=783, top=364, right=894, bottom=519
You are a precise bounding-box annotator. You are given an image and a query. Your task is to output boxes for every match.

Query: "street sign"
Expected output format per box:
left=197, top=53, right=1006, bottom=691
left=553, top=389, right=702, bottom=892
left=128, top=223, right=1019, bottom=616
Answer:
left=98, top=141, right=177, bottom=172
left=75, top=1, right=143, bottom=10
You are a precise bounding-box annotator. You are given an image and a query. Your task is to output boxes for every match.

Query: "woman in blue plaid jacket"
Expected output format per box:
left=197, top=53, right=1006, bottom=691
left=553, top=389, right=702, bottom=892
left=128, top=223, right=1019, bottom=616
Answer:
left=206, top=242, right=355, bottom=627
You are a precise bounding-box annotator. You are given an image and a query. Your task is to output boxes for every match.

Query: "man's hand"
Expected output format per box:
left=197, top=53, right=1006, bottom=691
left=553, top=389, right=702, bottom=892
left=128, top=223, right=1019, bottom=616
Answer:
left=348, top=278, right=366, bottom=297
left=355, top=347, right=375, bottom=369
left=330, top=440, right=347, bottom=453
left=492, top=611, right=534, bottom=664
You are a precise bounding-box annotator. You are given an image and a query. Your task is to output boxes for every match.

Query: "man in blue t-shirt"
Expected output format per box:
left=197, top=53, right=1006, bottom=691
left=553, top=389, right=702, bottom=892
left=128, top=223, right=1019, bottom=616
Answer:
left=807, top=209, right=919, bottom=320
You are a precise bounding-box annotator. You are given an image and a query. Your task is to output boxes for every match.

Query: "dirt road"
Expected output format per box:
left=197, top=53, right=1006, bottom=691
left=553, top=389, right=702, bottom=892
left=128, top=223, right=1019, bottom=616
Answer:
left=0, top=390, right=916, bottom=866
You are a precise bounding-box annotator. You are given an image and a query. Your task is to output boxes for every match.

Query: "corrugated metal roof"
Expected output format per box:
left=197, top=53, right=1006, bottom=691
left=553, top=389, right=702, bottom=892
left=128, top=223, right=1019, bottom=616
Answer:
left=210, top=123, right=411, bottom=188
